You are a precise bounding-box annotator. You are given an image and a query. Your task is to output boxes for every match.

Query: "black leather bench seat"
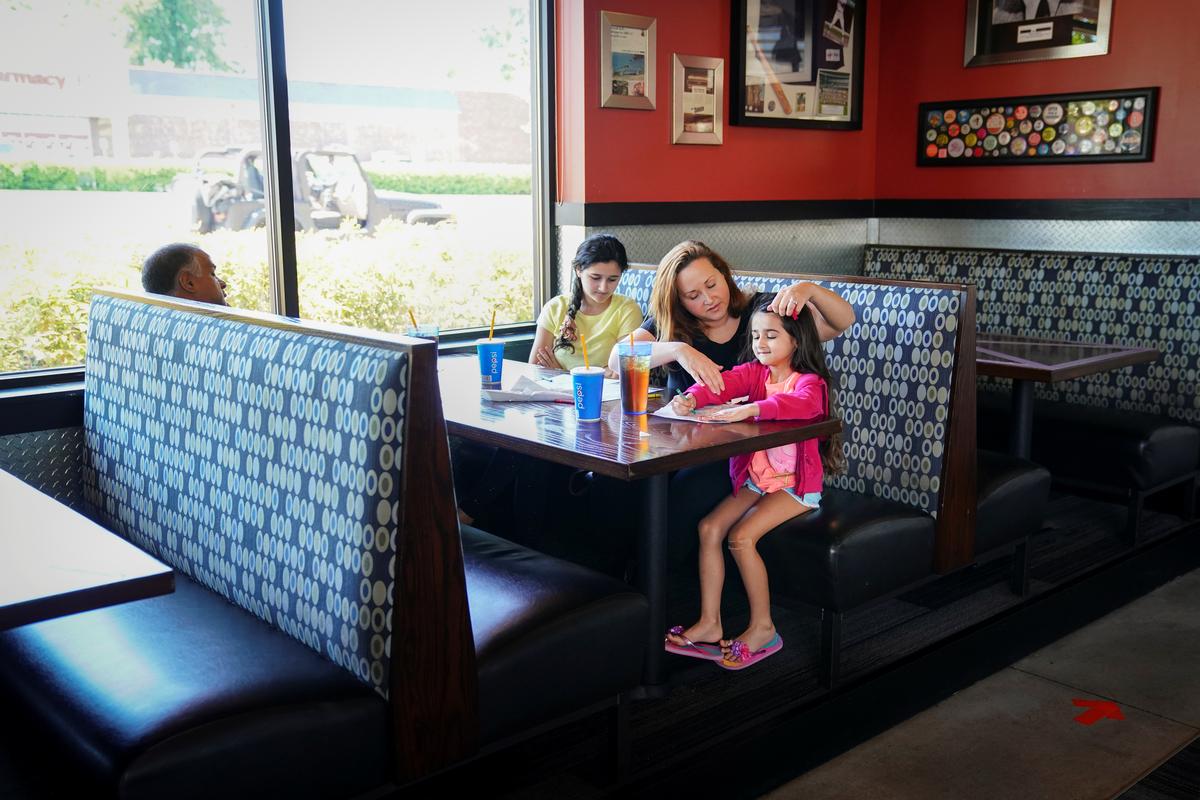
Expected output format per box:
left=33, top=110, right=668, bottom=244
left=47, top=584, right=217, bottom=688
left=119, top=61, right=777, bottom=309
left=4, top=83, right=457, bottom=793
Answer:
left=976, top=448, right=1051, bottom=555
left=979, top=391, right=1200, bottom=490
left=462, top=525, right=648, bottom=745
left=0, top=577, right=391, bottom=800
left=756, top=489, right=936, bottom=613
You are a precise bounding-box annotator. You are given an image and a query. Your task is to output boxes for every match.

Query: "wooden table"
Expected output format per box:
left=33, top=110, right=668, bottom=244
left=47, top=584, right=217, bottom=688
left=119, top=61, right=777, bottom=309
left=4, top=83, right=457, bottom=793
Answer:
left=0, top=468, right=174, bottom=630
left=439, top=355, right=840, bottom=688
left=976, top=333, right=1160, bottom=459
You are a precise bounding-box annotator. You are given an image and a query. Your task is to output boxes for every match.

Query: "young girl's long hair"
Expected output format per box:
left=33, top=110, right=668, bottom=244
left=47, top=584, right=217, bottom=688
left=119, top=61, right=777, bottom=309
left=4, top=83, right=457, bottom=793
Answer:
left=554, top=233, right=629, bottom=353
left=748, top=293, right=846, bottom=475
left=649, top=241, right=750, bottom=347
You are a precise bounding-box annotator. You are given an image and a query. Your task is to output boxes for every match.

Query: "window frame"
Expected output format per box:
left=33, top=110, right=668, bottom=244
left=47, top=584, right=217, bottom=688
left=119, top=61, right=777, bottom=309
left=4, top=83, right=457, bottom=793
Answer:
left=0, top=0, right=555, bottom=392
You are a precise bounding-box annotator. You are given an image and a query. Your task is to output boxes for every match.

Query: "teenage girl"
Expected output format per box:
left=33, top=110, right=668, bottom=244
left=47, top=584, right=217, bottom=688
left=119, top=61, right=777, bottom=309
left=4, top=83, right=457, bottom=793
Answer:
left=664, top=294, right=845, bottom=670
left=530, top=234, right=643, bottom=375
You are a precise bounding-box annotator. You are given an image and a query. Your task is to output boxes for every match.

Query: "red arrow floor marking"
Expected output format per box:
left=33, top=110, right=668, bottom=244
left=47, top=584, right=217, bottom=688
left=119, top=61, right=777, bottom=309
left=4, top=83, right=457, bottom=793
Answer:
left=1072, top=698, right=1125, bottom=725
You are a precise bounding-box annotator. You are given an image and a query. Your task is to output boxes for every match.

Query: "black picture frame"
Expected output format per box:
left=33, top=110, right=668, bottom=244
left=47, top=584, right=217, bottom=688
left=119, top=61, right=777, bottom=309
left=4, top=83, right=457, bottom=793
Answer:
left=916, top=87, right=1157, bottom=167
left=730, top=0, right=866, bottom=130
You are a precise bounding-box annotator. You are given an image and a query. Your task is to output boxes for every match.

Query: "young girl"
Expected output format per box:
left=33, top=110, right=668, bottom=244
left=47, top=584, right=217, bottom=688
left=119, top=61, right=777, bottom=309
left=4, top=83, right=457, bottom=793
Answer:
left=530, top=233, right=643, bottom=375
left=664, top=294, right=845, bottom=670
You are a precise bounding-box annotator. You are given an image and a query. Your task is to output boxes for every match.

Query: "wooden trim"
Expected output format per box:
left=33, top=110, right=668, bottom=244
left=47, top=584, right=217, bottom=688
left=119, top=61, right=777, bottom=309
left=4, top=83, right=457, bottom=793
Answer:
left=937, top=284, right=977, bottom=572
left=390, top=338, right=479, bottom=781
left=555, top=198, right=1200, bottom=225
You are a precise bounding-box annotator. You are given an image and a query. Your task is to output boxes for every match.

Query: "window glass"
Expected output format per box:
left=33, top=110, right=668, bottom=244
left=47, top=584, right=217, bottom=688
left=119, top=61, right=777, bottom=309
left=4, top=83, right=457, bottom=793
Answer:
left=281, top=1, right=536, bottom=334
left=0, top=0, right=270, bottom=374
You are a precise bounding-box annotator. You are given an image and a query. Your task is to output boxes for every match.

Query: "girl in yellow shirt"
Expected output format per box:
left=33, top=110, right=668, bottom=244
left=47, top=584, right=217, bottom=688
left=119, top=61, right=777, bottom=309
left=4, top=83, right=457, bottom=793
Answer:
left=531, top=234, right=644, bottom=375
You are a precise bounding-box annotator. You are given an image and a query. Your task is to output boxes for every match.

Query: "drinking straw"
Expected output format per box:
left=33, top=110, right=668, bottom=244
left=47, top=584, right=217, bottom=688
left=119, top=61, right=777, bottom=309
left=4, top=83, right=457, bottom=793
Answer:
left=629, top=331, right=634, bottom=349
left=408, top=309, right=418, bottom=329
left=580, top=331, right=590, bottom=369
left=488, top=309, right=496, bottom=340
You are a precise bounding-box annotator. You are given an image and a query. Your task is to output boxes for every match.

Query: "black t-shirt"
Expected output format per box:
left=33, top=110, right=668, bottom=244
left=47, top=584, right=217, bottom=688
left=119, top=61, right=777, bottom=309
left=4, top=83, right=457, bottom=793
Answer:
left=641, top=292, right=765, bottom=398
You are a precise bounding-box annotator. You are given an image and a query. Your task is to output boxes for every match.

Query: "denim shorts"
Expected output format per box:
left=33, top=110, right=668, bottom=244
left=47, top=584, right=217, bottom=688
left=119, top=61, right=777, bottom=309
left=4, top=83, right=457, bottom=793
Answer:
left=743, top=478, right=821, bottom=508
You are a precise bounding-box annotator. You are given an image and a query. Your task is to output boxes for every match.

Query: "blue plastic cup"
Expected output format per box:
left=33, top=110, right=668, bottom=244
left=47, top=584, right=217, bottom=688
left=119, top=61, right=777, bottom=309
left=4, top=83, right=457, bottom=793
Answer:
left=476, top=339, right=504, bottom=385
left=571, top=366, right=605, bottom=422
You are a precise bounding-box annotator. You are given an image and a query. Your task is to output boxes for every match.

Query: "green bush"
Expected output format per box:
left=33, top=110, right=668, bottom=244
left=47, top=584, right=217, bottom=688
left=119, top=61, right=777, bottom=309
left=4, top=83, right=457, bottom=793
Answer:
left=366, top=171, right=530, bottom=195
left=0, top=163, right=184, bottom=192
left=0, top=222, right=532, bottom=373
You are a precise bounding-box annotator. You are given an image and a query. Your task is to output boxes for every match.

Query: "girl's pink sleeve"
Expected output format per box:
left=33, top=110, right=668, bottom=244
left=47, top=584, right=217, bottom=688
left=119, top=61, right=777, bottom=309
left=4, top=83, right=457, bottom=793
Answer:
left=684, top=363, right=759, bottom=407
left=755, top=375, right=826, bottom=421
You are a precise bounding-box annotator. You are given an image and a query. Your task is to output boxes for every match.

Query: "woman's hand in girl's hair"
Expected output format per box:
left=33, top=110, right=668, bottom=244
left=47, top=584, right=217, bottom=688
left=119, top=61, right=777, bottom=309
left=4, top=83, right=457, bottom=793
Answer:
left=768, top=283, right=814, bottom=319
left=706, top=402, right=760, bottom=423
left=676, top=345, right=726, bottom=394
left=532, top=346, right=564, bottom=370
left=671, top=392, right=697, bottom=415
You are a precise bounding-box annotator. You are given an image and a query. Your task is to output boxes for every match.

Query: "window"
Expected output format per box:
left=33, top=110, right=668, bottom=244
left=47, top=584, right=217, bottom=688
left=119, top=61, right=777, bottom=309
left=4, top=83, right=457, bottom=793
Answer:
left=0, top=0, right=271, bottom=375
left=281, top=0, right=537, bottom=335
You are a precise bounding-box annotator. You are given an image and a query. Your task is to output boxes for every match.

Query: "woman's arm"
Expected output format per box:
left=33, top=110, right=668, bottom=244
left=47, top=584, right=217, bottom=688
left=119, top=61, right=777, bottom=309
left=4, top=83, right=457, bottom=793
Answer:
left=605, top=330, right=727, bottom=393
left=684, top=363, right=757, bottom=407
left=529, top=326, right=565, bottom=370
left=769, top=282, right=856, bottom=341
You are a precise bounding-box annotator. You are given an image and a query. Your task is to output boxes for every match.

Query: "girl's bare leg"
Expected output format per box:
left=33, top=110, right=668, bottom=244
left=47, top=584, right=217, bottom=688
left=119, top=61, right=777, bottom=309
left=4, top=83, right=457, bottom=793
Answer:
left=665, top=489, right=757, bottom=647
left=722, top=491, right=812, bottom=655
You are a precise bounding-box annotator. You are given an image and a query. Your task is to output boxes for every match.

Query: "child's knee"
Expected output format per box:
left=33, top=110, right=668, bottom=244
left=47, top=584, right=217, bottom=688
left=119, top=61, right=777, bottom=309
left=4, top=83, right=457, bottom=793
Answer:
left=726, top=530, right=758, bottom=553
left=697, top=517, right=726, bottom=545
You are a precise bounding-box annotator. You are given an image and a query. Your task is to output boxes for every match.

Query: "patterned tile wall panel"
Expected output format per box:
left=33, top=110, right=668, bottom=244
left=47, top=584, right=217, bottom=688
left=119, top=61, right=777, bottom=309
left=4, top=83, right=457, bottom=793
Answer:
left=561, top=219, right=867, bottom=286
left=865, top=246, right=1200, bottom=425
left=82, top=294, right=409, bottom=698
left=876, top=218, right=1200, bottom=256
left=0, top=427, right=87, bottom=512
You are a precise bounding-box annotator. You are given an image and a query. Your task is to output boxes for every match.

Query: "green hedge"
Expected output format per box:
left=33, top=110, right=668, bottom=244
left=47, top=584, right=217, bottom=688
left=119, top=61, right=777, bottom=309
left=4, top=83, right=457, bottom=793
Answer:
left=366, top=171, right=529, bottom=195
left=0, top=162, right=531, bottom=195
left=0, top=163, right=184, bottom=192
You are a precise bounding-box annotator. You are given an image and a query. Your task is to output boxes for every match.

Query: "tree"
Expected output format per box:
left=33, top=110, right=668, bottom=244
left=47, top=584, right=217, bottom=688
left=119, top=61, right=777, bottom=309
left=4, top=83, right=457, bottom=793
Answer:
left=121, top=0, right=234, bottom=72
left=479, top=5, right=529, bottom=84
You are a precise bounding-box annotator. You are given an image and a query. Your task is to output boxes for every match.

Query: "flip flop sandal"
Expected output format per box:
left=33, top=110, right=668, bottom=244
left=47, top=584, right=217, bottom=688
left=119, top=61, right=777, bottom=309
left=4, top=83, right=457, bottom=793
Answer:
left=719, top=634, right=783, bottom=670
left=664, top=625, right=724, bottom=661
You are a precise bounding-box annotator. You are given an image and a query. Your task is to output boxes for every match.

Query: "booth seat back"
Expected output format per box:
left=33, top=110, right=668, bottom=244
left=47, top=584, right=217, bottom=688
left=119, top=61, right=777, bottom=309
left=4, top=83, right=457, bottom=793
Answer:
left=865, top=245, right=1200, bottom=426
left=618, top=265, right=976, bottom=567
left=77, top=291, right=477, bottom=781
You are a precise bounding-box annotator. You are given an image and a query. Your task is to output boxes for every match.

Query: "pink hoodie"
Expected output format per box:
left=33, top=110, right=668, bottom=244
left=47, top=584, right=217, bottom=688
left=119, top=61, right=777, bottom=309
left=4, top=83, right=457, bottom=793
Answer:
left=685, top=361, right=828, bottom=496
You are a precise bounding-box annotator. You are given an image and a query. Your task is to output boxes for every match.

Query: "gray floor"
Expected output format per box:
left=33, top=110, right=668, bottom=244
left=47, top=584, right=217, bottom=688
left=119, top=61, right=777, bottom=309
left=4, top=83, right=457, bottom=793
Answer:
left=766, top=568, right=1200, bottom=800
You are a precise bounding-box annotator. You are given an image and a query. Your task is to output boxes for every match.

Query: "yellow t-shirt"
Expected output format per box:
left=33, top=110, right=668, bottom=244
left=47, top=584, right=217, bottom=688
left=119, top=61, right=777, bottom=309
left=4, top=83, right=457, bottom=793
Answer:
left=536, top=293, right=644, bottom=371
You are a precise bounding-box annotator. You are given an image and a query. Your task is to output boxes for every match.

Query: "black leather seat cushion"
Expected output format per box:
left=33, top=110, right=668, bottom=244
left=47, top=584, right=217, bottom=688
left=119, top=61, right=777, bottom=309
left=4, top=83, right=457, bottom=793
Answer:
left=756, top=488, right=935, bottom=612
left=979, top=391, right=1200, bottom=489
left=461, top=525, right=648, bottom=744
left=976, top=449, right=1051, bottom=554
left=0, top=577, right=390, bottom=800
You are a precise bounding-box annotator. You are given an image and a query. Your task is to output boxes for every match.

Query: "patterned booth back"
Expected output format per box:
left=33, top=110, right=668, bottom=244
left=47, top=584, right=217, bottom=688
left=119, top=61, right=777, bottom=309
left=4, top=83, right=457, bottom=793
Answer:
left=81, top=292, right=409, bottom=698
left=617, top=265, right=971, bottom=522
left=865, top=245, right=1200, bottom=426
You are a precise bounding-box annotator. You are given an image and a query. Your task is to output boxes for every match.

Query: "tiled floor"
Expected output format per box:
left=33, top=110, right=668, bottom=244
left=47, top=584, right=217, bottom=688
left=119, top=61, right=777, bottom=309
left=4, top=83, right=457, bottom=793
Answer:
left=765, top=569, right=1200, bottom=800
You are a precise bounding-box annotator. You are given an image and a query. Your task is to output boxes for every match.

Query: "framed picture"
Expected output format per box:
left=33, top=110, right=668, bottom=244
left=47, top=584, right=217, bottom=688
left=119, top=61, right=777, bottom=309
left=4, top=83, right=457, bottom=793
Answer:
left=600, top=11, right=656, bottom=110
left=964, top=0, right=1112, bottom=67
left=917, top=87, right=1157, bottom=166
left=673, top=55, right=724, bottom=145
left=730, top=0, right=866, bottom=130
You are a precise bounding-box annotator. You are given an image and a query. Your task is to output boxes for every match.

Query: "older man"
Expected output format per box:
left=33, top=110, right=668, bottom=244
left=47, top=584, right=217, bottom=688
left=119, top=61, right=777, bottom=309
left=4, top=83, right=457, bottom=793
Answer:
left=141, top=243, right=228, bottom=306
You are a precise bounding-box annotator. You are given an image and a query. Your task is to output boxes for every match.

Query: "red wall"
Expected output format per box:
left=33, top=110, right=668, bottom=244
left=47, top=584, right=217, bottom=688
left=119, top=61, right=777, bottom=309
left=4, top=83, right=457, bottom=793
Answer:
left=876, top=0, right=1200, bottom=199
left=557, top=1, right=1200, bottom=205
left=556, top=0, right=881, bottom=204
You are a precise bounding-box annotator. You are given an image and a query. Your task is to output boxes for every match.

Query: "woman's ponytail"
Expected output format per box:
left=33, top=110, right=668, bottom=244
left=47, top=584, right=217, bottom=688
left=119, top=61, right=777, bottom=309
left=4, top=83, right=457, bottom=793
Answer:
left=554, top=272, right=585, bottom=353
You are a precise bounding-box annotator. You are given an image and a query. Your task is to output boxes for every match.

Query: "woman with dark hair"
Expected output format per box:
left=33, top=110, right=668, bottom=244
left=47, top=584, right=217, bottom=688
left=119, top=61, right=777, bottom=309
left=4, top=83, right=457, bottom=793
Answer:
left=530, top=234, right=643, bottom=374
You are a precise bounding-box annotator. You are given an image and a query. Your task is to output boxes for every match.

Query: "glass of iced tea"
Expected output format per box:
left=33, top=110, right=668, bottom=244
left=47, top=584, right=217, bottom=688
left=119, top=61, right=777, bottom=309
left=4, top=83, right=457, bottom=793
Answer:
left=617, top=341, right=651, bottom=415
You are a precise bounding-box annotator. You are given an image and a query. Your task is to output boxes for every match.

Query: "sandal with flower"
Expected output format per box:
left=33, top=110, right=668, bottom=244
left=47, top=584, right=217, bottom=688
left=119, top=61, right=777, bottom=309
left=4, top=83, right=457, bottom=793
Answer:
left=719, top=634, right=783, bottom=671
left=664, top=625, right=724, bottom=661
